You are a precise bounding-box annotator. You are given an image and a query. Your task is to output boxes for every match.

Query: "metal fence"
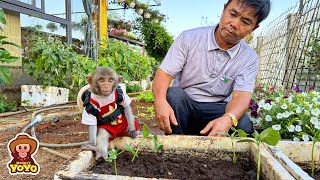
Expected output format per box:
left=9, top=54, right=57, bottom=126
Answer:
left=250, top=0, right=320, bottom=91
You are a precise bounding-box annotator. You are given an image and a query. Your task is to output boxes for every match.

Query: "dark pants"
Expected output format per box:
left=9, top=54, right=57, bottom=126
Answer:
left=166, top=87, right=254, bottom=135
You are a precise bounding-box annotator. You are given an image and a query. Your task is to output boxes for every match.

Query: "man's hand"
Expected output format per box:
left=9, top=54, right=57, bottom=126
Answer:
left=154, top=99, right=178, bottom=134
left=200, top=115, right=233, bottom=136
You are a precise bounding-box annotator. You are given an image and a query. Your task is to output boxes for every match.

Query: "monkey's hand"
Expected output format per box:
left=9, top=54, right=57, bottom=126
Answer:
left=126, top=126, right=137, bottom=139
left=81, top=144, right=107, bottom=160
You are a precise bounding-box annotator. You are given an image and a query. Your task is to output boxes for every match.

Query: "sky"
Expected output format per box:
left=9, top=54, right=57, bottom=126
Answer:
left=155, top=0, right=299, bottom=38
left=19, top=0, right=299, bottom=40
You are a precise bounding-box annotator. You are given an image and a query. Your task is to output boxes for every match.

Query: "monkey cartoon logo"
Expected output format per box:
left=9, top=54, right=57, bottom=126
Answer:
left=7, top=133, right=40, bottom=175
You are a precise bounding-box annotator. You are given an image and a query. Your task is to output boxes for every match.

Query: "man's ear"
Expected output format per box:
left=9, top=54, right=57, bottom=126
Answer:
left=118, top=75, right=123, bottom=83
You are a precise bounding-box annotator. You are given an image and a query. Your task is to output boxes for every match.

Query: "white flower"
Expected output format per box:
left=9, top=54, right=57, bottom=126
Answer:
left=272, top=124, right=281, bottom=130
left=295, top=125, right=302, bottom=132
left=263, top=103, right=272, bottom=110
left=283, top=111, right=291, bottom=118
left=305, top=110, right=310, bottom=116
left=293, top=137, right=300, bottom=142
left=276, top=113, right=283, bottom=119
left=288, top=96, right=293, bottom=103
left=296, top=106, right=302, bottom=114
left=313, top=97, right=318, bottom=102
left=265, top=115, right=272, bottom=122
left=281, top=103, right=288, bottom=110
left=311, top=108, right=320, bottom=116
left=256, top=118, right=262, bottom=125
left=258, top=100, right=265, bottom=107
left=315, top=123, right=320, bottom=130
left=310, top=117, right=319, bottom=125
left=276, top=97, right=280, bottom=102
left=287, top=125, right=295, bottom=132
left=302, top=134, right=310, bottom=142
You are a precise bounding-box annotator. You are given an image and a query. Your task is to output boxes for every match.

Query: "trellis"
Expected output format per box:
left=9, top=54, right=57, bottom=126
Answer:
left=251, top=0, right=320, bottom=91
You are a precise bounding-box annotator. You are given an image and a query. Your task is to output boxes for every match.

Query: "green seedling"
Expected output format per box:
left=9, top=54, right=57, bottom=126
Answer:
left=237, top=127, right=281, bottom=180
left=311, top=130, right=320, bottom=177
left=217, top=127, right=247, bottom=164
left=127, top=123, right=163, bottom=161
left=153, top=134, right=163, bottom=152
left=105, top=148, right=125, bottom=175
left=146, top=106, right=155, bottom=120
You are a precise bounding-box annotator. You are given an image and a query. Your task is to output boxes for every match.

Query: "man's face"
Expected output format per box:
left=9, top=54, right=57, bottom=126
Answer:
left=216, top=0, right=258, bottom=49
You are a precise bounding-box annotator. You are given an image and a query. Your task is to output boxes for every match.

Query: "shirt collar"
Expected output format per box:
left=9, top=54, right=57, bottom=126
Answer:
left=207, top=24, right=241, bottom=59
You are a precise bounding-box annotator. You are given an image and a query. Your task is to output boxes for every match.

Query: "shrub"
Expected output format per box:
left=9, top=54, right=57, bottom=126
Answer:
left=249, top=85, right=320, bottom=141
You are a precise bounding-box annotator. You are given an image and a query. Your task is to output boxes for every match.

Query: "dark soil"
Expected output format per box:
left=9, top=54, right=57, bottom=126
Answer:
left=297, top=163, right=320, bottom=179
left=0, top=100, right=160, bottom=180
left=91, top=152, right=258, bottom=180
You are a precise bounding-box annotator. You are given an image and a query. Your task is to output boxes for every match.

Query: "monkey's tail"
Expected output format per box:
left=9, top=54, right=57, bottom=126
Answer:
left=76, top=84, right=91, bottom=112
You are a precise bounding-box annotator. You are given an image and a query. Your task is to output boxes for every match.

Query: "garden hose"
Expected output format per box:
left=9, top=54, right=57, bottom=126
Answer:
left=20, top=105, right=88, bottom=148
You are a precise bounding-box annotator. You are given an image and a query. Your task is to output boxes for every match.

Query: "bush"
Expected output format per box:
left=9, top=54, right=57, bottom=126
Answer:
left=126, top=83, right=141, bottom=93
left=137, top=92, right=154, bottom=103
left=249, top=85, right=320, bottom=141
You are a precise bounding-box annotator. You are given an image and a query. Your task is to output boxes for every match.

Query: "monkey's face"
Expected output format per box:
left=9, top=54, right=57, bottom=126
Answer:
left=97, top=76, right=116, bottom=96
left=15, top=144, right=30, bottom=158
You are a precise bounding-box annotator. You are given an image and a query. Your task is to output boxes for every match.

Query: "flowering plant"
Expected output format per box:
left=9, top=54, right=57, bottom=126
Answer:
left=110, top=28, right=126, bottom=36
left=109, top=19, right=135, bottom=32
left=249, top=85, right=320, bottom=141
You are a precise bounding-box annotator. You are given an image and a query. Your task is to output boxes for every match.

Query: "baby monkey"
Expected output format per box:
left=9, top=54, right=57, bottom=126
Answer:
left=77, top=66, right=138, bottom=160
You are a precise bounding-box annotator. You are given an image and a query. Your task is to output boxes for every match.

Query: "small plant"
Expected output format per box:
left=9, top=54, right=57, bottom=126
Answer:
left=237, top=128, right=281, bottom=180
left=137, top=92, right=154, bottom=102
left=0, top=95, right=17, bottom=113
left=217, top=127, right=247, bottom=164
left=126, top=83, right=141, bottom=93
left=146, top=106, right=155, bottom=120
left=128, top=123, right=163, bottom=161
left=105, top=148, right=125, bottom=175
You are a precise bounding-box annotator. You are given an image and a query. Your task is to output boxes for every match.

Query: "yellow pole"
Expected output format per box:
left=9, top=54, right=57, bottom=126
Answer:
left=100, top=0, right=108, bottom=48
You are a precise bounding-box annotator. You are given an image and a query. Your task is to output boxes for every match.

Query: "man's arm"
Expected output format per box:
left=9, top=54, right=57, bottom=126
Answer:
left=152, top=68, right=178, bottom=134
left=200, top=91, right=252, bottom=136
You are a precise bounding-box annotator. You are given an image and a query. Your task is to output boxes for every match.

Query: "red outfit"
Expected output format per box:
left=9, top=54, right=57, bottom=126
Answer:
left=89, top=90, right=138, bottom=142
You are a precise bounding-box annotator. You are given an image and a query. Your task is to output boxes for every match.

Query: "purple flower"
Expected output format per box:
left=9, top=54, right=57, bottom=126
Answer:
left=250, top=110, right=258, bottom=118
left=265, top=99, right=272, bottom=104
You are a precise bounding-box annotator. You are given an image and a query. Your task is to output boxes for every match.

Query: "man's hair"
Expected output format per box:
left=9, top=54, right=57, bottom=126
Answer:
left=226, top=0, right=271, bottom=25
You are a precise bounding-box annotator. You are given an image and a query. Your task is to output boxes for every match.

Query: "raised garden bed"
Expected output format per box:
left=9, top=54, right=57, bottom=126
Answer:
left=271, top=141, right=320, bottom=179
left=54, top=136, right=296, bottom=180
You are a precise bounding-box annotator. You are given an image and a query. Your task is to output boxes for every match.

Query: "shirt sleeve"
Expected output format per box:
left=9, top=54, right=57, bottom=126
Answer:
left=233, top=55, right=259, bottom=93
left=81, top=110, right=97, bottom=125
left=119, top=93, right=131, bottom=108
left=159, top=31, right=189, bottom=77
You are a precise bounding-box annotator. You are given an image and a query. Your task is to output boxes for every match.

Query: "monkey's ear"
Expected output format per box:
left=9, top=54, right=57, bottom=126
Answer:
left=118, top=75, right=123, bottom=83
left=86, top=75, right=93, bottom=85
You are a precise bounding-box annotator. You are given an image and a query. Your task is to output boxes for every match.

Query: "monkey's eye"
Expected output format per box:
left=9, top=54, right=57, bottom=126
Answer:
left=24, top=146, right=27, bottom=149
left=98, top=77, right=105, bottom=83
left=18, top=146, right=22, bottom=149
left=108, top=78, right=115, bottom=83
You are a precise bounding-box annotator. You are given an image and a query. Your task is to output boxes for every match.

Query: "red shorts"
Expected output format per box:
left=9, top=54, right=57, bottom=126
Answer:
left=98, top=119, right=139, bottom=142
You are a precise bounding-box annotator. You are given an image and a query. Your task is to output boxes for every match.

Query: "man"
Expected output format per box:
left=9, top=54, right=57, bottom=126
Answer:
left=152, top=0, right=271, bottom=136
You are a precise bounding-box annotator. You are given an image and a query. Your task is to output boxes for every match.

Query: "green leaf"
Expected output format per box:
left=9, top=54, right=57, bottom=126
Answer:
left=314, top=130, right=320, bottom=142
left=260, top=128, right=281, bottom=146
left=125, top=143, right=138, bottom=157
left=143, top=123, right=152, bottom=138
left=236, top=129, right=248, bottom=137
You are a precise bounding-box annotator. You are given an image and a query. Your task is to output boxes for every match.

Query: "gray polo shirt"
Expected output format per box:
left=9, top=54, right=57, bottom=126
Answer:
left=159, top=25, right=259, bottom=102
